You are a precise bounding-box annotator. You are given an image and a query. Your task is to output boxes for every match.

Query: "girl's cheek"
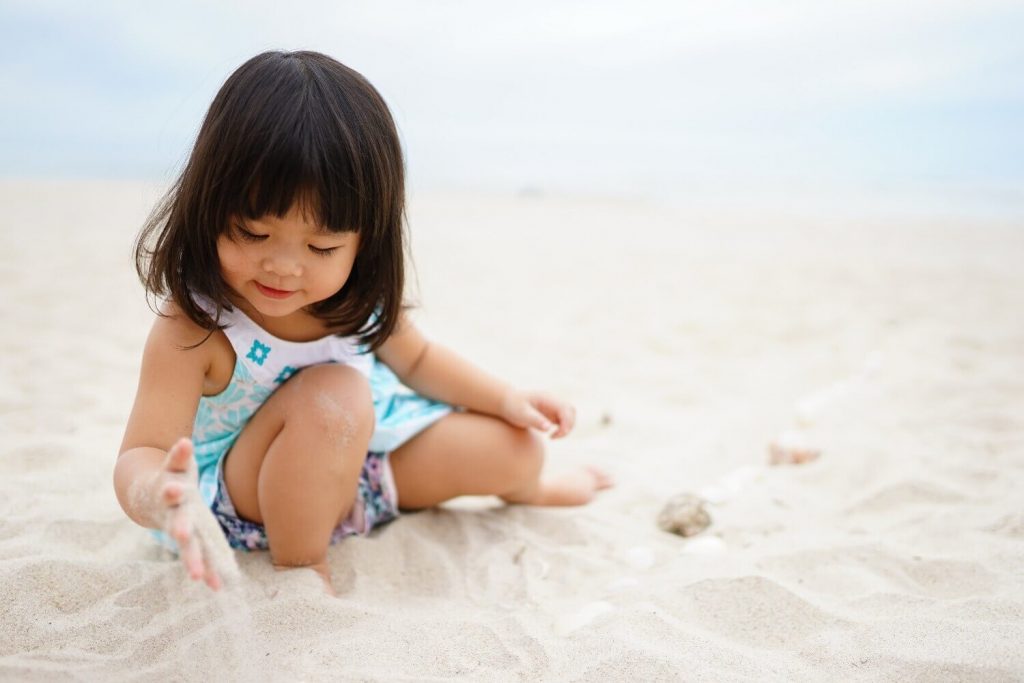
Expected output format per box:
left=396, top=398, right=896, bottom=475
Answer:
left=216, top=238, right=246, bottom=274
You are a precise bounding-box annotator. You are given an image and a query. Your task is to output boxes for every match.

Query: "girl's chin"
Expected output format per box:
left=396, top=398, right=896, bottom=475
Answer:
left=241, top=293, right=305, bottom=318
left=252, top=302, right=303, bottom=318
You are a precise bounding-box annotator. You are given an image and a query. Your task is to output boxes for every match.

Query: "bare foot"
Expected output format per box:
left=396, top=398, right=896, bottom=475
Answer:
left=514, top=465, right=615, bottom=506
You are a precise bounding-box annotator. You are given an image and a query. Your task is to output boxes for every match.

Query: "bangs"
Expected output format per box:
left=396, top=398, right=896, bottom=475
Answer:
left=235, top=142, right=365, bottom=235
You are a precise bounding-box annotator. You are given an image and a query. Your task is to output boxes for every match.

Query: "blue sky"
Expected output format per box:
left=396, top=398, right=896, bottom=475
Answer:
left=2, top=1, right=1022, bottom=215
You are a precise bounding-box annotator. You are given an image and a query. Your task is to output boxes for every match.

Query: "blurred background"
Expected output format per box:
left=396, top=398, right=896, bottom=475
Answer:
left=2, top=0, right=1022, bottom=219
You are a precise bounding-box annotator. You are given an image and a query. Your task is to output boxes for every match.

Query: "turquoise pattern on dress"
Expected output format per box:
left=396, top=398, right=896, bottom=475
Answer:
left=192, top=358, right=274, bottom=507
left=245, top=339, right=271, bottom=366
left=274, top=365, right=298, bottom=384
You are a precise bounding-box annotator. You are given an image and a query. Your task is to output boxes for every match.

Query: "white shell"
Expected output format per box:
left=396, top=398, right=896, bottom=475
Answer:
left=680, top=536, right=727, bottom=555
left=625, top=545, right=656, bottom=569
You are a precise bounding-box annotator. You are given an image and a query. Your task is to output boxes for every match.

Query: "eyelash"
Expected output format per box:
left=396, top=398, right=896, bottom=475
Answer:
left=235, top=225, right=266, bottom=243
left=234, top=225, right=338, bottom=256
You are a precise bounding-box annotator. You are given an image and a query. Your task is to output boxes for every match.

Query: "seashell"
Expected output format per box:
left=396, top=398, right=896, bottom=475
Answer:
left=768, top=430, right=821, bottom=465
left=657, top=493, right=711, bottom=537
left=768, top=444, right=821, bottom=465
left=625, top=545, right=656, bottom=569
left=680, top=536, right=727, bottom=555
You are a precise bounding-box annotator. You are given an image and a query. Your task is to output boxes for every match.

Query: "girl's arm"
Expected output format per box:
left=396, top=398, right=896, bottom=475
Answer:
left=113, top=306, right=221, bottom=588
left=375, top=316, right=576, bottom=438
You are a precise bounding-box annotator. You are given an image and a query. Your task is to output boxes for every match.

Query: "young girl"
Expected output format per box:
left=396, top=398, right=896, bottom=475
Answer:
left=113, top=50, right=613, bottom=594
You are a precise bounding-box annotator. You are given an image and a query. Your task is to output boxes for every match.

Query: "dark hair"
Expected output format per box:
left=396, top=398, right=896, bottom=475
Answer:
left=135, top=50, right=406, bottom=351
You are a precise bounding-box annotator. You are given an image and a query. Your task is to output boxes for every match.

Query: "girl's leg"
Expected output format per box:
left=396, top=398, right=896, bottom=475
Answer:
left=222, top=364, right=374, bottom=589
left=388, top=412, right=613, bottom=510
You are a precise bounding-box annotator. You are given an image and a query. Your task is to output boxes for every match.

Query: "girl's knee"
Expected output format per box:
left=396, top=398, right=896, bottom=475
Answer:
left=285, top=364, right=374, bottom=437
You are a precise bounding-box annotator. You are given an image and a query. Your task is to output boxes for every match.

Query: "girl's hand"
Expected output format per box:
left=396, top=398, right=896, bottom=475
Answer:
left=499, top=389, right=576, bottom=439
left=157, top=438, right=222, bottom=591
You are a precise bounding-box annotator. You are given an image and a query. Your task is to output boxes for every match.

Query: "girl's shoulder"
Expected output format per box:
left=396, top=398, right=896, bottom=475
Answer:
left=147, top=300, right=234, bottom=382
left=153, top=299, right=219, bottom=348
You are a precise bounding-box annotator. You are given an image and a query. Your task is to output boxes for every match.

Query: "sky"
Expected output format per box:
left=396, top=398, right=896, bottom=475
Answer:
left=2, top=1, right=1023, bottom=216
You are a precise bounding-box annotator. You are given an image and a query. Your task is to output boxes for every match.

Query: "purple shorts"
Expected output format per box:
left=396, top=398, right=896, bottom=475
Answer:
left=211, top=451, right=401, bottom=551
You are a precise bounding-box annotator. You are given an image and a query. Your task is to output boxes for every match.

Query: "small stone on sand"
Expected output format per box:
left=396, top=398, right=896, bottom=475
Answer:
left=657, top=493, right=711, bottom=537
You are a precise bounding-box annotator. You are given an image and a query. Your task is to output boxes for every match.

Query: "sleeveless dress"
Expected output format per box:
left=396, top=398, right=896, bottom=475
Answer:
left=154, top=299, right=451, bottom=551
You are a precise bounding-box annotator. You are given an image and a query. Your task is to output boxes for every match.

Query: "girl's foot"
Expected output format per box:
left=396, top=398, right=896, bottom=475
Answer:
left=513, top=465, right=614, bottom=506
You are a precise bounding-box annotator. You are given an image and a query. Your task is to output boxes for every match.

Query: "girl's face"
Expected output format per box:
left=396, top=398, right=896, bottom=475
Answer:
left=217, top=203, right=360, bottom=321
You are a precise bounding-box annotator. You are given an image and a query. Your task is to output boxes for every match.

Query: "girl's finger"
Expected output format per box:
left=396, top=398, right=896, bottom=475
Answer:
left=162, top=481, right=185, bottom=506
left=528, top=407, right=554, bottom=433
left=538, top=396, right=572, bottom=425
left=204, top=573, right=222, bottom=591
left=166, top=438, right=194, bottom=473
left=529, top=396, right=572, bottom=438
left=171, top=507, right=192, bottom=544
left=203, top=560, right=223, bottom=591
left=182, top=534, right=205, bottom=580
left=554, top=405, right=576, bottom=438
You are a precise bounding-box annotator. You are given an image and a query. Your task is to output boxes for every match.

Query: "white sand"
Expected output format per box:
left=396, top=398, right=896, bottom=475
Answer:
left=1, top=179, right=1022, bottom=681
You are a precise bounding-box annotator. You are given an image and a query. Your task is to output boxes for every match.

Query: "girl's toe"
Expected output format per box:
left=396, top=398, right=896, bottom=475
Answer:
left=584, top=465, right=615, bottom=489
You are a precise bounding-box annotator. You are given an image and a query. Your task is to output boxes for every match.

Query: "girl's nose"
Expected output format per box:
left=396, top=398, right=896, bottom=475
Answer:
left=262, top=253, right=303, bottom=277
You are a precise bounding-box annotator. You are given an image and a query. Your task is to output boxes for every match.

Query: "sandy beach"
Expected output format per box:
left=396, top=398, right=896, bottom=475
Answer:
left=1, top=179, right=1022, bottom=681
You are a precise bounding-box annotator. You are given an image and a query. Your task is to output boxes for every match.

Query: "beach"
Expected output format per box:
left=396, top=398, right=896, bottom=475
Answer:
left=1, top=179, right=1022, bottom=681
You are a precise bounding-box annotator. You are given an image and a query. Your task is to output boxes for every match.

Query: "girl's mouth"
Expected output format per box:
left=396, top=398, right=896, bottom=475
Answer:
left=255, top=282, right=296, bottom=299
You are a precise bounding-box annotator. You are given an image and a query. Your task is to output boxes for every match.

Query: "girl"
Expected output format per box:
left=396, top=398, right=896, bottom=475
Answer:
left=113, top=50, right=612, bottom=594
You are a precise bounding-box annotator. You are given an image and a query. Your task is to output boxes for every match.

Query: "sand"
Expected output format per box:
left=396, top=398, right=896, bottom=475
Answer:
left=1, top=179, right=1022, bottom=681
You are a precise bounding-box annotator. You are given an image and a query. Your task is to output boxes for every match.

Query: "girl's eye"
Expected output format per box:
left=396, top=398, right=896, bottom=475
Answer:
left=309, top=245, right=338, bottom=257
left=235, top=225, right=267, bottom=243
